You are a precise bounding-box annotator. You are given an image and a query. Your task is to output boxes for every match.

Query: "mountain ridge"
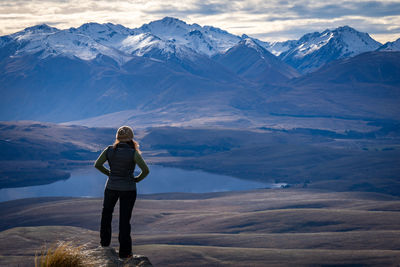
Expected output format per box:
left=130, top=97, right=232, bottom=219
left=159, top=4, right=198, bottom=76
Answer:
left=0, top=17, right=399, bottom=124
left=2, top=18, right=397, bottom=67
left=275, top=26, right=382, bottom=73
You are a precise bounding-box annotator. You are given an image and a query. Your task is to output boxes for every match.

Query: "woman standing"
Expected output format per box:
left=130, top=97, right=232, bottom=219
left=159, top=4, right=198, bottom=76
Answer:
left=94, top=125, right=149, bottom=259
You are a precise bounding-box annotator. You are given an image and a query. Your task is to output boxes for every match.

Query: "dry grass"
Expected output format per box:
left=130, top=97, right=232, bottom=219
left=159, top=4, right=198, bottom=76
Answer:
left=34, top=241, right=92, bottom=267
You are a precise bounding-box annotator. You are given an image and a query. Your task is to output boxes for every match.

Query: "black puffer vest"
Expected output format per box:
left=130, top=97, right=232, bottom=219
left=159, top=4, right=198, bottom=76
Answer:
left=105, top=142, right=137, bottom=191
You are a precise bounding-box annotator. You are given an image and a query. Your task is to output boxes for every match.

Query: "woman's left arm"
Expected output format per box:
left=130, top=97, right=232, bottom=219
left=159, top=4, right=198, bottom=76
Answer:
left=94, top=148, right=110, bottom=176
left=134, top=151, right=150, bottom=183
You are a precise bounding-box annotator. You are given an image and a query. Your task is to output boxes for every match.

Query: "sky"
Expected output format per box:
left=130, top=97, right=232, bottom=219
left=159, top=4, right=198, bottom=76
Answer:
left=0, top=0, right=400, bottom=43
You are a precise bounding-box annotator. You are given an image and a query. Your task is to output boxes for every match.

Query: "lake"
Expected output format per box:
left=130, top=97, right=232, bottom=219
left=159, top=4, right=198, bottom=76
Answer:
left=0, top=165, right=285, bottom=202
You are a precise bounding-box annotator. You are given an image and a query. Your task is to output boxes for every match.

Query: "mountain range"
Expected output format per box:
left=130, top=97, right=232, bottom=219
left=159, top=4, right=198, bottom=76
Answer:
left=0, top=17, right=399, bottom=128
left=268, top=26, right=382, bottom=73
left=2, top=17, right=396, bottom=70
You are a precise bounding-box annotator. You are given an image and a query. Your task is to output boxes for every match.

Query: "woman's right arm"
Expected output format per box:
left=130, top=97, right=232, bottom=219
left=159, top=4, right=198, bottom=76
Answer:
left=94, top=148, right=110, bottom=176
left=134, top=151, right=150, bottom=183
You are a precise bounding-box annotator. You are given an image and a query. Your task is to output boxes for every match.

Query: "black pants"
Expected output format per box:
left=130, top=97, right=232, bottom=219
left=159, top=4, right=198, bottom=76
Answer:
left=100, top=188, right=137, bottom=257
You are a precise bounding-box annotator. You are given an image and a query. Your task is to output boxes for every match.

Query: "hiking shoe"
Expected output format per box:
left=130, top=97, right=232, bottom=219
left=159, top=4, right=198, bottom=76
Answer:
left=120, top=253, right=133, bottom=259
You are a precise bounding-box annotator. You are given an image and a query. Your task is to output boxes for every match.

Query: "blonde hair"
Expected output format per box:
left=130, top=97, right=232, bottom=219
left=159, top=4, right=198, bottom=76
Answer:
left=112, top=139, right=141, bottom=154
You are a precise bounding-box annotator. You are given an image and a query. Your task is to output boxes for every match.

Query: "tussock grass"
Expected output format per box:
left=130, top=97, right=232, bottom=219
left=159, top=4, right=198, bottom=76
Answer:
left=34, top=241, right=92, bottom=267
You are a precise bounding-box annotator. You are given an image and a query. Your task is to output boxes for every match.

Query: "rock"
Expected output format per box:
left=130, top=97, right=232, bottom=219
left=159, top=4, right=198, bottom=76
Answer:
left=86, top=246, right=152, bottom=267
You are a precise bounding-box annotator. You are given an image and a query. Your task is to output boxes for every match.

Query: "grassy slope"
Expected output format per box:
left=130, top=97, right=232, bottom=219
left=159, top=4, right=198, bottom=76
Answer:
left=1, top=189, right=400, bottom=266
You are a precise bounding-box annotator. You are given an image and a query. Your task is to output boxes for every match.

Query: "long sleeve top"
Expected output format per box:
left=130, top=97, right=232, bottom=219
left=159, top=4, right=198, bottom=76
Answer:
left=94, top=147, right=150, bottom=184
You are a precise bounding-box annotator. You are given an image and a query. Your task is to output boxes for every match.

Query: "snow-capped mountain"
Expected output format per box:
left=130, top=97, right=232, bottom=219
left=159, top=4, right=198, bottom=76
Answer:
left=378, top=38, right=400, bottom=51
left=74, top=22, right=134, bottom=45
left=1, top=23, right=133, bottom=64
left=0, top=19, right=392, bottom=73
left=276, top=26, right=382, bottom=73
left=263, top=39, right=297, bottom=56
left=0, top=18, right=253, bottom=122
left=0, top=17, right=242, bottom=64
left=74, top=19, right=203, bottom=60
left=215, top=36, right=299, bottom=84
left=1, top=17, right=399, bottom=124
left=136, top=17, right=241, bottom=56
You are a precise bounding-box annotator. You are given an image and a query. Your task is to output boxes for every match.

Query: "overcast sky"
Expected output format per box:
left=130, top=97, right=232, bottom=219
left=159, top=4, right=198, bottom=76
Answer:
left=1, top=0, right=399, bottom=43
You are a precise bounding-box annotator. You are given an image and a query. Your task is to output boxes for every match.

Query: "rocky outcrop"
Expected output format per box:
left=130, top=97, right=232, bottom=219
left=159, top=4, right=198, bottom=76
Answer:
left=87, top=246, right=152, bottom=267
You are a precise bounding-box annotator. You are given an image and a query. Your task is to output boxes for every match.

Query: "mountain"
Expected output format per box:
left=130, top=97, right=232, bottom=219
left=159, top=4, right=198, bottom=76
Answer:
left=136, top=17, right=241, bottom=57
left=265, top=51, right=400, bottom=119
left=276, top=26, right=382, bottom=73
left=0, top=17, right=241, bottom=65
left=263, top=39, right=297, bottom=56
left=64, top=51, right=400, bottom=130
left=0, top=47, right=249, bottom=122
left=0, top=18, right=399, bottom=126
left=214, top=36, right=299, bottom=84
left=2, top=19, right=385, bottom=70
left=0, top=17, right=288, bottom=122
left=293, top=51, right=400, bottom=85
left=378, top=38, right=400, bottom=51
left=0, top=23, right=133, bottom=65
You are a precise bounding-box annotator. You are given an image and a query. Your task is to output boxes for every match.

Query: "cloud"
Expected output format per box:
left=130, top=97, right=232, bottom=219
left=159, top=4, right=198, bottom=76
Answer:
left=0, top=0, right=399, bottom=43
left=284, top=1, right=400, bottom=19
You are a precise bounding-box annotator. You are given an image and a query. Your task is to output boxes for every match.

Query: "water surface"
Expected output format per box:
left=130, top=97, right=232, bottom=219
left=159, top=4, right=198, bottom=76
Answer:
left=0, top=165, right=283, bottom=202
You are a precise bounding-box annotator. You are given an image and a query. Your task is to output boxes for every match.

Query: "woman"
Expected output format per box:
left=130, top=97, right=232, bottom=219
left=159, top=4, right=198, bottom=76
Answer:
left=94, top=125, right=149, bottom=259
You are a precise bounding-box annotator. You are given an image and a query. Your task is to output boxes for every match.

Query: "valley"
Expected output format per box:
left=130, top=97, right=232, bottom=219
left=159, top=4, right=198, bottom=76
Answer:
left=1, top=120, right=399, bottom=197
left=0, top=16, right=399, bottom=267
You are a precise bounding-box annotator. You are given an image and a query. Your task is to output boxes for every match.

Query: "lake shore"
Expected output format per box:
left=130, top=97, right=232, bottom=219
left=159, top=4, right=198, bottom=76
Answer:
left=0, top=164, right=277, bottom=202
left=1, top=121, right=399, bottom=196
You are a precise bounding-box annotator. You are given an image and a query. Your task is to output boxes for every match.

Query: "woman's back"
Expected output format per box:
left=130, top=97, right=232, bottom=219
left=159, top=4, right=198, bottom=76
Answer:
left=106, top=143, right=137, bottom=191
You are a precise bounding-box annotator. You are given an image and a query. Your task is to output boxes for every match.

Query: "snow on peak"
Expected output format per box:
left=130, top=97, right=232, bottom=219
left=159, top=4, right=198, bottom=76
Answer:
left=21, top=24, right=59, bottom=34
left=2, top=18, right=210, bottom=63
left=1, top=19, right=390, bottom=69
left=157, top=16, right=189, bottom=27
left=268, top=25, right=385, bottom=73
left=293, top=31, right=334, bottom=58
left=10, top=24, right=59, bottom=42
left=331, top=25, right=382, bottom=56
left=73, top=22, right=135, bottom=48
left=119, top=32, right=164, bottom=56
left=281, top=25, right=381, bottom=59
left=136, top=16, right=240, bottom=56
left=265, top=40, right=297, bottom=56
left=76, top=22, right=134, bottom=37
left=6, top=23, right=132, bottom=64
left=377, top=38, right=400, bottom=51
left=239, top=37, right=265, bottom=54
left=138, top=17, right=192, bottom=38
